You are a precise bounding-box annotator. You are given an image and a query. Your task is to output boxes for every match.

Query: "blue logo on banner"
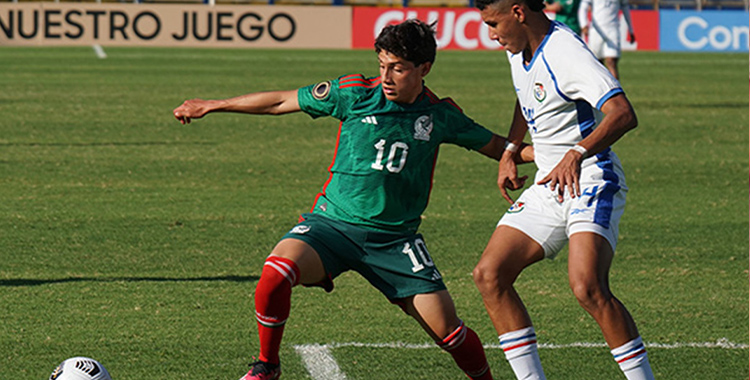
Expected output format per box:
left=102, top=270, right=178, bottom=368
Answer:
left=660, top=10, right=749, bottom=52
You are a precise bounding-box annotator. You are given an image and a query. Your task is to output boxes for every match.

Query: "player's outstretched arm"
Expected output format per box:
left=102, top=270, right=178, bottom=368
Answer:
left=536, top=93, right=637, bottom=200
left=173, top=90, right=301, bottom=125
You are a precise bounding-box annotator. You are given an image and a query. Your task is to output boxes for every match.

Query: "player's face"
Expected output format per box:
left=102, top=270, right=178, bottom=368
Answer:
left=481, top=4, right=528, bottom=54
left=378, top=50, right=432, bottom=104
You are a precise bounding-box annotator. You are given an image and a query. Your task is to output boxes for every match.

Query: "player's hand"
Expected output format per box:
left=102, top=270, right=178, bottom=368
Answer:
left=628, top=32, right=636, bottom=43
left=498, top=155, right=528, bottom=204
left=581, top=26, right=589, bottom=37
left=536, top=149, right=583, bottom=202
left=173, top=99, right=213, bottom=125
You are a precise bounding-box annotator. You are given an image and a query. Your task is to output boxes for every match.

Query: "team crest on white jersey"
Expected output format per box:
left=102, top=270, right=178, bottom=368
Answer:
left=413, top=115, right=433, bottom=141
left=291, top=225, right=310, bottom=234
left=533, top=83, right=546, bottom=103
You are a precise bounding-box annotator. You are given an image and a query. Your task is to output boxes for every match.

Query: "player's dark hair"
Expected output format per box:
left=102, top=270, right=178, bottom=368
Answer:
left=374, top=19, right=437, bottom=66
left=475, top=0, right=545, bottom=12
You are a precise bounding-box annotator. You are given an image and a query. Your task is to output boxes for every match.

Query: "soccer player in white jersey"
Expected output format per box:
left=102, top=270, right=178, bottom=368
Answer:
left=578, top=0, right=636, bottom=79
left=473, top=0, right=655, bottom=379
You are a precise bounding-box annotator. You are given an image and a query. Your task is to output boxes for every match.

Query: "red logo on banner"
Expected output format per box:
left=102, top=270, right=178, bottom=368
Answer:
left=353, top=7, right=502, bottom=50
left=353, top=7, right=659, bottom=51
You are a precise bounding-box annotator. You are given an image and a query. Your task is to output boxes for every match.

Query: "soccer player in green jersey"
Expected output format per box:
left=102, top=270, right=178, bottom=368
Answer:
left=545, top=0, right=582, bottom=35
left=173, top=19, right=532, bottom=380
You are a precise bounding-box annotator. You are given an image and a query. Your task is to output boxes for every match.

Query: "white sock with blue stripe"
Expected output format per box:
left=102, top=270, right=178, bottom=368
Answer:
left=499, top=326, right=546, bottom=380
left=611, top=336, right=655, bottom=380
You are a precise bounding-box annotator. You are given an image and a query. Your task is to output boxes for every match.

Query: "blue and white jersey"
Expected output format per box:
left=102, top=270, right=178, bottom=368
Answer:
left=507, top=21, right=626, bottom=186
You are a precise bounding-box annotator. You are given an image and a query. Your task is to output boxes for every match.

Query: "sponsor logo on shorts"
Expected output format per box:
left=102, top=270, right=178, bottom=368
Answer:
left=570, top=208, right=590, bottom=216
left=290, top=225, right=310, bottom=234
left=507, top=201, right=525, bottom=214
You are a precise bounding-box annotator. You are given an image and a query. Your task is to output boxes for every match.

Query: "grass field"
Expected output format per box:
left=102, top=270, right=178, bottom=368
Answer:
left=0, top=46, right=747, bottom=380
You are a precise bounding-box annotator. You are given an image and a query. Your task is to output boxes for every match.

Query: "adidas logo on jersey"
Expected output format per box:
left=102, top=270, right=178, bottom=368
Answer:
left=361, top=116, right=378, bottom=125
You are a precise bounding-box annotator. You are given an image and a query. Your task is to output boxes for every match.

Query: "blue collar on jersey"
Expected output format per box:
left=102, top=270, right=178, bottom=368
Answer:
left=522, top=20, right=558, bottom=72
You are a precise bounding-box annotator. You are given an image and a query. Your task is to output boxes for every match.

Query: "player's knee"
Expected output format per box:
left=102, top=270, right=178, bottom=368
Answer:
left=471, top=262, right=491, bottom=289
left=472, top=261, right=505, bottom=294
left=258, top=256, right=301, bottom=296
left=569, top=279, right=610, bottom=311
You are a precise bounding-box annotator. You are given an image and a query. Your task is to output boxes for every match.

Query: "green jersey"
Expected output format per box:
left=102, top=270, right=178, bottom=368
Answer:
left=550, top=0, right=582, bottom=35
left=297, top=74, right=493, bottom=233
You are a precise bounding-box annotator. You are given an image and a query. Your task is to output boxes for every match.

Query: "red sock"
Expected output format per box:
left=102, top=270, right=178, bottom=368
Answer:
left=438, top=322, right=493, bottom=380
left=254, top=256, right=300, bottom=365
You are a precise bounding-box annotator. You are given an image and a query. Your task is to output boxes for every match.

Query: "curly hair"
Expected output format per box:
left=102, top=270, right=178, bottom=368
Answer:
left=374, top=19, right=437, bottom=66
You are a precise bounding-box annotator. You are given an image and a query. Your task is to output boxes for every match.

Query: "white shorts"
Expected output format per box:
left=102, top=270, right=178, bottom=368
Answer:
left=497, top=180, right=627, bottom=259
left=589, top=22, right=621, bottom=59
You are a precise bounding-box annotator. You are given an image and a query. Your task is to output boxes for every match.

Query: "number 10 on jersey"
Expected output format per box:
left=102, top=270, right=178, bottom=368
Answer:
left=371, top=139, right=409, bottom=173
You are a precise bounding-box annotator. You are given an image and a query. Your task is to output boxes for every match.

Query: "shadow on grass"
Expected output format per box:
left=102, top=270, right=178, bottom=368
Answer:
left=0, top=275, right=259, bottom=287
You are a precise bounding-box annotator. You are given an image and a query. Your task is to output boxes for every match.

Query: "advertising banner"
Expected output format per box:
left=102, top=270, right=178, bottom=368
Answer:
left=659, top=10, right=749, bottom=52
left=354, top=7, right=659, bottom=51
left=353, top=7, right=501, bottom=50
left=626, top=10, right=659, bottom=51
left=0, top=3, right=351, bottom=48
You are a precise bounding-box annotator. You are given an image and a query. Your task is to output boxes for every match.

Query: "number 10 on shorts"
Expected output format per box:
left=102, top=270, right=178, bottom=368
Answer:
left=403, top=239, right=434, bottom=273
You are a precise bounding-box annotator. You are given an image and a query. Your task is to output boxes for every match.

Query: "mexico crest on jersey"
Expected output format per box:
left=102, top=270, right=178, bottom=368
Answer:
left=414, top=115, right=433, bottom=141
left=533, top=82, right=546, bottom=103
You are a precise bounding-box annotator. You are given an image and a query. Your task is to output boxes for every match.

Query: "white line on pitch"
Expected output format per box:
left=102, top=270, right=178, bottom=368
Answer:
left=92, top=44, right=107, bottom=59
left=295, top=344, right=348, bottom=380
left=294, top=339, right=747, bottom=380
left=308, top=338, right=748, bottom=350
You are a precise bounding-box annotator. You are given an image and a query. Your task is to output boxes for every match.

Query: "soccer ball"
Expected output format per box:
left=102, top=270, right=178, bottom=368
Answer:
left=49, top=357, right=112, bottom=380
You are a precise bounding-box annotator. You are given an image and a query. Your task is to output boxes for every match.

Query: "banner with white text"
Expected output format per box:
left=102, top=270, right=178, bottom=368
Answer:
left=352, top=7, right=660, bottom=51
left=659, top=10, right=749, bottom=52
left=353, top=7, right=499, bottom=50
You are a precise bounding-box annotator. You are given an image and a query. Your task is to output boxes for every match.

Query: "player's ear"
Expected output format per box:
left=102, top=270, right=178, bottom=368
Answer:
left=511, top=3, right=525, bottom=22
left=419, top=62, right=433, bottom=78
